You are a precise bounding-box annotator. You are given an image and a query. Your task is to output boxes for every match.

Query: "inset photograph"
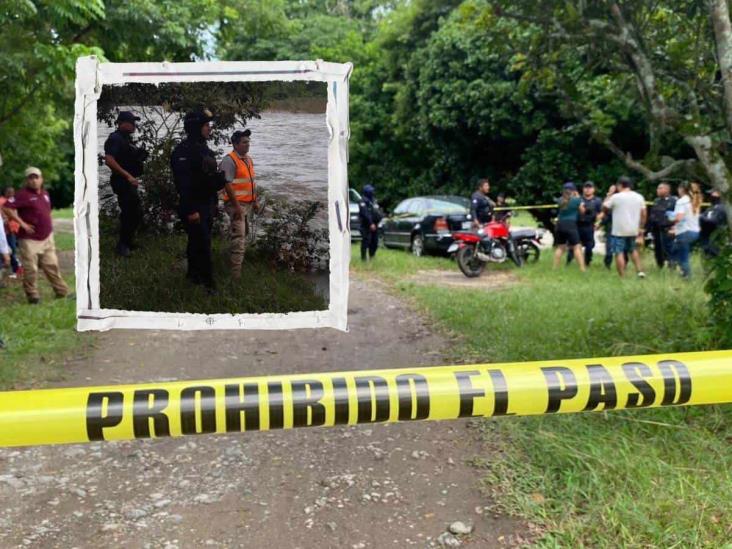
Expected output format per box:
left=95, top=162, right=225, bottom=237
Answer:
left=96, top=81, right=329, bottom=315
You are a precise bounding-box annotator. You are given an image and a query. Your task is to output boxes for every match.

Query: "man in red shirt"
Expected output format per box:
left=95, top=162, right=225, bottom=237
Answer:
left=1, top=167, right=69, bottom=303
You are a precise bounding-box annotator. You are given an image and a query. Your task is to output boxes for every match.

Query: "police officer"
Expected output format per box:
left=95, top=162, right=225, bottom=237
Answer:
left=358, top=184, right=381, bottom=261
left=567, top=181, right=603, bottom=266
left=471, top=178, right=495, bottom=228
left=699, top=189, right=727, bottom=257
left=171, top=109, right=227, bottom=292
left=104, top=111, right=147, bottom=257
left=647, top=182, right=677, bottom=268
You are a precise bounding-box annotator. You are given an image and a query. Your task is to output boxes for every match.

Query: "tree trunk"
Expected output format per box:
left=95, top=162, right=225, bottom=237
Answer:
left=686, top=135, right=732, bottom=234
left=707, top=0, right=732, bottom=233
left=709, top=0, right=732, bottom=136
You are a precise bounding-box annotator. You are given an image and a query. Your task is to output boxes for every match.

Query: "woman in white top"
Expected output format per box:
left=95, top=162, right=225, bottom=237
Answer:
left=671, top=181, right=701, bottom=278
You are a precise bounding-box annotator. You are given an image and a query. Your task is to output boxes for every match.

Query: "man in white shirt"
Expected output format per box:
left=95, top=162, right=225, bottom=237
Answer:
left=603, top=176, right=647, bottom=278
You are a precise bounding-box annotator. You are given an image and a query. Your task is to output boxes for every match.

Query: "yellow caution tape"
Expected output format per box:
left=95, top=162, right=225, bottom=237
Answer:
left=1, top=351, right=730, bottom=447
left=494, top=201, right=710, bottom=211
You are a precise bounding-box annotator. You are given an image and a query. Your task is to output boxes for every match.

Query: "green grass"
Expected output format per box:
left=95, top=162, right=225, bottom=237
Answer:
left=100, top=231, right=328, bottom=314
left=353, top=244, right=732, bottom=547
left=52, top=207, right=74, bottom=219
left=0, top=273, right=84, bottom=389
left=54, top=231, right=75, bottom=252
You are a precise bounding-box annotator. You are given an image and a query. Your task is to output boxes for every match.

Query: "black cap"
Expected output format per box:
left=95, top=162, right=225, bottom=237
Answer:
left=231, top=129, right=252, bottom=144
left=116, top=111, right=140, bottom=124
left=583, top=181, right=595, bottom=188
left=563, top=182, right=577, bottom=192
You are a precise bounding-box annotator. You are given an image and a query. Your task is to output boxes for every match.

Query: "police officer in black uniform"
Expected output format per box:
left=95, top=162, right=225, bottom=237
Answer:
left=171, top=109, right=226, bottom=292
left=567, top=181, right=603, bottom=266
left=647, top=182, right=677, bottom=268
left=699, top=189, right=728, bottom=257
left=471, top=178, right=495, bottom=227
left=104, top=111, right=147, bottom=257
left=358, top=184, right=382, bottom=261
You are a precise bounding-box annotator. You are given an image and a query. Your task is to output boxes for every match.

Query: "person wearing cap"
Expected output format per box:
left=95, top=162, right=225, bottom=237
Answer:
left=171, top=109, right=227, bottom=292
left=358, top=184, right=382, bottom=261
left=219, top=129, right=257, bottom=279
left=471, top=178, right=495, bottom=228
left=567, top=181, right=604, bottom=266
left=646, top=182, right=677, bottom=268
left=1, top=167, right=70, bottom=303
left=104, top=110, right=147, bottom=257
left=602, top=176, right=647, bottom=278
left=553, top=182, right=586, bottom=271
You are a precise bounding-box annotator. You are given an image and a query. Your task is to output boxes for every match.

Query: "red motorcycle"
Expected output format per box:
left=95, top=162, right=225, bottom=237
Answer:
left=447, top=220, right=543, bottom=278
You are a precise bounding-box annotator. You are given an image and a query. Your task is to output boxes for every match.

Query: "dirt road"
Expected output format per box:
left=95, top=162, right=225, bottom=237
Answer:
left=0, top=276, right=526, bottom=548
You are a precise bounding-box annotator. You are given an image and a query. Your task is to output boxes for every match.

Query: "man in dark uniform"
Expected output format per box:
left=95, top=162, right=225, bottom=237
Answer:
left=699, top=189, right=728, bottom=257
left=646, top=182, right=676, bottom=268
left=471, top=178, right=494, bottom=228
left=567, top=181, right=603, bottom=266
left=358, top=184, right=381, bottom=261
left=104, top=111, right=147, bottom=257
left=171, top=109, right=227, bottom=292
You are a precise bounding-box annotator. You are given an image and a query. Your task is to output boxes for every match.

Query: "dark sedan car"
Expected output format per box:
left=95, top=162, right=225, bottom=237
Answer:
left=381, top=195, right=472, bottom=256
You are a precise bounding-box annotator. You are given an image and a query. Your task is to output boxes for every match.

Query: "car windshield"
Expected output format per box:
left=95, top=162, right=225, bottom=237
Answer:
left=424, top=197, right=469, bottom=215
left=349, top=188, right=362, bottom=202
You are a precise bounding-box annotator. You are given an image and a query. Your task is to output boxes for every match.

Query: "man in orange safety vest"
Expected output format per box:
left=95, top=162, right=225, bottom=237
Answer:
left=219, top=129, right=258, bottom=279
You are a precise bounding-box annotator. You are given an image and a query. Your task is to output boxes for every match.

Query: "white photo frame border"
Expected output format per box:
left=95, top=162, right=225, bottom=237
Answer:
left=73, top=57, right=352, bottom=331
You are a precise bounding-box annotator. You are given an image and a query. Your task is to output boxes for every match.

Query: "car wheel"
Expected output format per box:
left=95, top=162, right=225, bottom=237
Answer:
left=411, top=234, right=424, bottom=257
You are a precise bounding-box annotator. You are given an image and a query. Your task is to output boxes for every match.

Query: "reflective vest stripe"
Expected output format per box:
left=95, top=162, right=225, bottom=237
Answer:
left=224, top=152, right=256, bottom=203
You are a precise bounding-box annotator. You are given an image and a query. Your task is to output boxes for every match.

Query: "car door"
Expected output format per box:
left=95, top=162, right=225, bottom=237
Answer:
left=383, top=199, right=410, bottom=247
left=399, top=198, right=425, bottom=246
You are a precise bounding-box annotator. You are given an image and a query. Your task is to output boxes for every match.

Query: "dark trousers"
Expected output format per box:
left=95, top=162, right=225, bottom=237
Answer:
left=361, top=227, right=378, bottom=260
left=651, top=227, right=674, bottom=268
left=112, top=181, right=142, bottom=248
left=567, top=223, right=595, bottom=265
left=6, top=231, right=20, bottom=272
left=182, top=204, right=214, bottom=285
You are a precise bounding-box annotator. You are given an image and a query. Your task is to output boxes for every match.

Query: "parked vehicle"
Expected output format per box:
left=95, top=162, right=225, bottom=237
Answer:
left=381, top=195, right=472, bottom=256
left=448, top=221, right=543, bottom=277
left=349, top=188, right=362, bottom=241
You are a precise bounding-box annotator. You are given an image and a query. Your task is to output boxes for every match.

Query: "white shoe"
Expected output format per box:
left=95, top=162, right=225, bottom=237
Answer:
left=637, top=271, right=646, bottom=279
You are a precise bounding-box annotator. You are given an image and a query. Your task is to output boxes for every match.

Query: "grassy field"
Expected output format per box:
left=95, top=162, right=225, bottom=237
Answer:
left=52, top=207, right=74, bottom=219
left=352, top=244, right=732, bottom=547
left=99, top=230, right=328, bottom=314
left=0, top=269, right=81, bottom=388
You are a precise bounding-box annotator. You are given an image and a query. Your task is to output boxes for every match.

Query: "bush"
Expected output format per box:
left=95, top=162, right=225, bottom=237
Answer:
left=255, top=191, right=329, bottom=272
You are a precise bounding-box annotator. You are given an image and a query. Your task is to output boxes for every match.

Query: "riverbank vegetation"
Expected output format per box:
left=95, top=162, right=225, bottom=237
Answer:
left=353, top=245, right=731, bottom=546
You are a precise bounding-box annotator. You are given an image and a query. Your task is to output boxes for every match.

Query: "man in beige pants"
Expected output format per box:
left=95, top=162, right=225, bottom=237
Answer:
left=2, top=167, right=69, bottom=304
left=219, top=130, right=258, bottom=279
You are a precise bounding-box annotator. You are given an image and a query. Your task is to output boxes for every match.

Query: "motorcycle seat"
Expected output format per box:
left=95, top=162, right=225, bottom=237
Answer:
left=510, top=229, right=537, bottom=240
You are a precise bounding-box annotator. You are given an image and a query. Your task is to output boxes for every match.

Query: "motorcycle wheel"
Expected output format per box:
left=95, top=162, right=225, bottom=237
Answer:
left=519, top=241, right=541, bottom=264
left=456, top=245, right=485, bottom=278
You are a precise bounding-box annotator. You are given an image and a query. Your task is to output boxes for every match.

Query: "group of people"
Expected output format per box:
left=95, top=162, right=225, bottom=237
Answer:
left=103, top=109, right=259, bottom=294
left=0, top=168, right=71, bottom=303
left=553, top=176, right=727, bottom=279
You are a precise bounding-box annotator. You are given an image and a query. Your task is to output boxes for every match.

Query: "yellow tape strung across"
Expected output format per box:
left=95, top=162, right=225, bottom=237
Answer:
left=493, top=201, right=712, bottom=211
left=1, top=351, right=730, bottom=447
